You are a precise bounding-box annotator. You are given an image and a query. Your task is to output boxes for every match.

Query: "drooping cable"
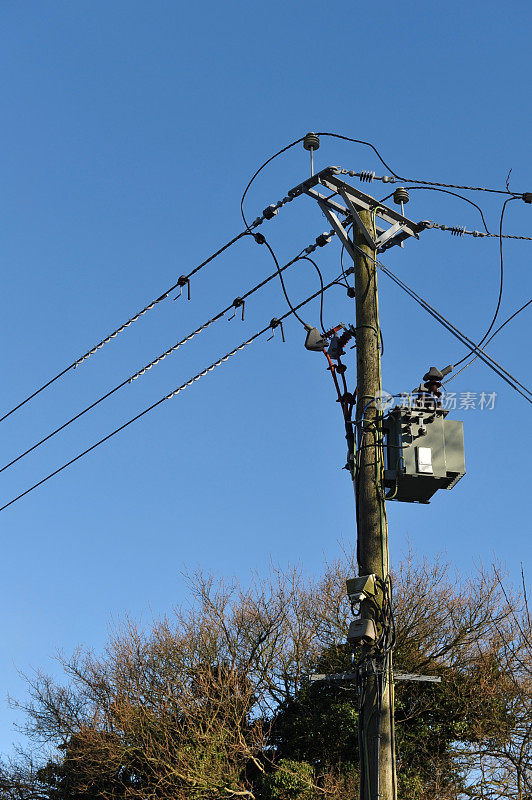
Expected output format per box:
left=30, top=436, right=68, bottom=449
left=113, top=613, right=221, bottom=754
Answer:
left=379, top=186, right=490, bottom=234
left=260, top=236, right=308, bottom=329
left=0, top=233, right=334, bottom=475
left=0, top=274, right=344, bottom=514
left=240, top=136, right=305, bottom=230
left=297, top=255, right=327, bottom=333
left=454, top=196, right=517, bottom=367
left=316, top=132, right=404, bottom=179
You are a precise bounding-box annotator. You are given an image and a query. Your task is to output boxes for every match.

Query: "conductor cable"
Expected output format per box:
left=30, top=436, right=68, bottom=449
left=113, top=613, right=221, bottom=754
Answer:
left=0, top=273, right=345, bottom=513
left=351, top=242, right=532, bottom=404
left=0, top=233, right=334, bottom=475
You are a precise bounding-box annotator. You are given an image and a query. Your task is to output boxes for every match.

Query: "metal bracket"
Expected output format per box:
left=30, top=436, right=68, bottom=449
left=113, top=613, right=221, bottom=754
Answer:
left=309, top=670, right=441, bottom=684
left=289, top=168, right=424, bottom=253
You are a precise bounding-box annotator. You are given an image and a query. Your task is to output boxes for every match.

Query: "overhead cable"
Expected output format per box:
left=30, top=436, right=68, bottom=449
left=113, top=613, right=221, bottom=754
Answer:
left=445, top=299, right=532, bottom=384
left=1, top=192, right=296, bottom=425
left=454, top=196, right=517, bottom=366
left=0, top=232, right=334, bottom=475
left=0, top=273, right=346, bottom=513
left=353, top=243, right=532, bottom=404
left=339, top=164, right=521, bottom=197
left=423, top=221, right=532, bottom=241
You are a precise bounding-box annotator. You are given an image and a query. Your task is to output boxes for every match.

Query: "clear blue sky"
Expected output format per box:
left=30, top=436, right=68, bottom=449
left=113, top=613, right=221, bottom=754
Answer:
left=1, top=0, right=530, bottom=753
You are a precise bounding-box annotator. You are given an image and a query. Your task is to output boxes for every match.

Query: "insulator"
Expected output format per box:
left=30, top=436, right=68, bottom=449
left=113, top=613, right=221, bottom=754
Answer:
left=303, top=132, right=320, bottom=151
left=359, top=170, right=376, bottom=183
left=393, top=187, right=410, bottom=205
left=262, top=204, right=278, bottom=220
left=253, top=232, right=266, bottom=244
left=316, top=232, right=331, bottom=247
left=449, top=226, right=466, bottom=236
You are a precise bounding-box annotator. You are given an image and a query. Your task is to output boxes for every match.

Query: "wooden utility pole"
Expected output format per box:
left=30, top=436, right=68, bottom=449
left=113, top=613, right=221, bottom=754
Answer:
left=352, top=208, right=396, bottom=800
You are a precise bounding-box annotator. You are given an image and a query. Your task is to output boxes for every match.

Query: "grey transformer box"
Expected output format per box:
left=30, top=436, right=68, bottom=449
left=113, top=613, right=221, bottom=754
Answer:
left=382, top=404, right=465, bottom=504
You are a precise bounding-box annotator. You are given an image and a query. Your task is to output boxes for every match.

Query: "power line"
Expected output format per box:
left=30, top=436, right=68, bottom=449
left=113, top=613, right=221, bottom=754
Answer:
left=0, top=229, right=245, bottom=423
left=353, top=243, right=532, bottom=404
left=445, top=299, right=532, bottom=384
left=240, top=136, right=305, bottom=230
left=379, top=186, right=491, bottom=234
left=424, top=221, right=532, bottom=241
left=0, top=273, right=346, bottom=514
left=454, top=196, right=518, bottom=367
left=0, top=189, right=298, bottom=426
left=0, top=232, right=334, bottom=476
left=339, top=165, right=520, bottom=196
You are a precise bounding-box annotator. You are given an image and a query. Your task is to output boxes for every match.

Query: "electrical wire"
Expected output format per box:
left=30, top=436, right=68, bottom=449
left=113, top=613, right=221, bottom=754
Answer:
left=316, top=132, right=403, bottom=179
left=0, top=228, right=252, bottom=424
left=444, top=298, right=532, bottom=385
left=261, top=236, right=308, bottom=328
left=454, top=196, right=518, bottom=367
left=0, top=273, right=345, bottom=514
left=240, top=136, right=305, bottom=230
left=297, top=255, right=326, bottom=333
left=379, top=186, right=490, bottom=234
left=351, top=241, right=532, bottom=404
left=320, top=132, right=521, bottom=196
left=0, top=235, right=334, bottom=475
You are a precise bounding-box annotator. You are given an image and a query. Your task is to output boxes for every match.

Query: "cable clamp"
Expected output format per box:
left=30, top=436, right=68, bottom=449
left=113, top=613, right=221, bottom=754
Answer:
left=228, top=297, right=245, bottom=321
left=176, top=276, right=191, bottom=300
left=253, top=232, right=266, bottom=245
left=267, top=318, right=285, bottom=342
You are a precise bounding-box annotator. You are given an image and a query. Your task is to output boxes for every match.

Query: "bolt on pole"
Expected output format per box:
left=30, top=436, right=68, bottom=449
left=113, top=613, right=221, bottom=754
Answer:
left=352, top=208, right=397, bottom=800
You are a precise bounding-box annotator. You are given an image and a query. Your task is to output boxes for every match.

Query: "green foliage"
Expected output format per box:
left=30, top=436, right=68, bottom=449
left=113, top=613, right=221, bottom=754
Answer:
left=261, top=759, right=314, bottom=800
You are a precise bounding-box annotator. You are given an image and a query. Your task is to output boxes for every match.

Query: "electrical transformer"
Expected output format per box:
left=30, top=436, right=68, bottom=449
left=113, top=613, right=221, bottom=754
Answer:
left=383, top=404, right=466, bottom=504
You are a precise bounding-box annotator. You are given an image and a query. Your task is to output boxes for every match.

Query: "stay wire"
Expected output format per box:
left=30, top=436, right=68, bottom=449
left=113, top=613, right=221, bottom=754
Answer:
left=0, top=236, right=333, bottom=475
left=0, top=274, right=343, bottom=514
left=0, top=228, right=252, bottom=425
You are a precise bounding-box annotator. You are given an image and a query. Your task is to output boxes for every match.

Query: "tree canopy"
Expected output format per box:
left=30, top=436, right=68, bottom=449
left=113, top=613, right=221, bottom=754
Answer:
left=1, top=552, right=530, bottom=800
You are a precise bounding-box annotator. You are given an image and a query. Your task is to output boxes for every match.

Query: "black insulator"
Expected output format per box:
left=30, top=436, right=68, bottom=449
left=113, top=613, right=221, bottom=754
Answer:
left=303, top=132, right=320, bottom=151
left=262, top=204, right=278, bottom=220
left=346, top=286, right=356, bottom=298
left=253, top=232, right=266, bottom=244
left=423, top=366, right=444, bottom=383
left=522, top=192, right=532, bottom=204
left=316, top=232, right=330, bottom=247
left=393, top=187, right=410, bottom=205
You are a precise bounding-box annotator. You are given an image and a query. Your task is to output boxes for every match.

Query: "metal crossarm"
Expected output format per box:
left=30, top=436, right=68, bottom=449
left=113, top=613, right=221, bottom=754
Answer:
left=309, top=671, right=441, bottom=684
left=288, top=166, right=425, bottom=253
